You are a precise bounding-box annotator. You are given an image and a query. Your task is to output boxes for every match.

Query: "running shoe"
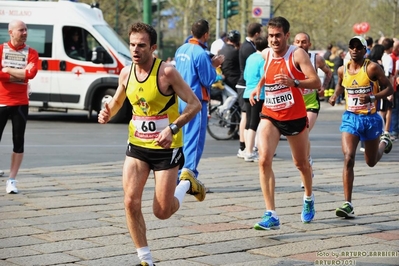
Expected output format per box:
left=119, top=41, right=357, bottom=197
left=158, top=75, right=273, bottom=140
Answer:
left=135, top=262, right=156, bottom=266
left=237, top=149, right=245, bottom=159
left=179, top=170, right=206, bottom=202
left=6, top=179, right=18, bottom=194
left=244, top=152, right=258, bottom=162
left=380, top=134, right=393, bottom=154
left=335, top=202, right=355, bottom=218
left=301, top=195, right=315, bottom=223
left=0, top=170, right=4, bottom=177
left=254, top=211, right=280, bottom=230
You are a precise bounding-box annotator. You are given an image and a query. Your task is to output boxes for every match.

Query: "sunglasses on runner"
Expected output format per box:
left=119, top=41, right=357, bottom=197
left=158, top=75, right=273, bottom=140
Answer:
left=349, top=44, right=365, bottom=50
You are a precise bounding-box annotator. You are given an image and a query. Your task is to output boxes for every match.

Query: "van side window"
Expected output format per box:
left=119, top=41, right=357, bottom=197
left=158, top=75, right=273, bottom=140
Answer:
left=63, top=26, right=112, bottom=63
left=86, top=31, right=113, bottom=64
left=63, top=27, right=86, bottom=61
left=0, top=23, right=52, bottom=58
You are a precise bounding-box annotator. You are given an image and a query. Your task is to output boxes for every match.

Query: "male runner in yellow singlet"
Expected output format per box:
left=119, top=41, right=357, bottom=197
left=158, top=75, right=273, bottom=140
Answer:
left=98, top=22, right=202, bottom=266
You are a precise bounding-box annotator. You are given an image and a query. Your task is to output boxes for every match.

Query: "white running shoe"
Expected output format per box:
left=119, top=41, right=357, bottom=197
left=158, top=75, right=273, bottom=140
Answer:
left=244, top=152, right=259, bottom=162
left=0, top=170, right=4, bottom=177
left=237, top=149, right=245, bottom=159
left=6, top=179, right=18, bottom=194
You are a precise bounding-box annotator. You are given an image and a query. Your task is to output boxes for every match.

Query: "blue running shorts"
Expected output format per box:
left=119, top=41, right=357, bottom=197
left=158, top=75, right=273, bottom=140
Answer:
left=340, top=111, right=383, bottom=141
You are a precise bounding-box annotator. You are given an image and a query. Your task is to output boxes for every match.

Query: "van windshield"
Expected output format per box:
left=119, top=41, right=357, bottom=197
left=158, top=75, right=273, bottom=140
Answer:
left=94, top=25, right=131, bottom=62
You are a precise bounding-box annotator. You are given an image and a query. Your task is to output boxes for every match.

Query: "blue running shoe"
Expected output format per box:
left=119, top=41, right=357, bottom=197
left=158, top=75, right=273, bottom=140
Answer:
left=301, top=196, right=315, bottom=223
left=254, top=211, right=280, bottom=230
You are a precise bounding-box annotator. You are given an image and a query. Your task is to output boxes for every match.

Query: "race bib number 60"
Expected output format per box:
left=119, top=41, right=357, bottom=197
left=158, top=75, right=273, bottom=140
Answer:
left=132, top=114, right=169, bottom=140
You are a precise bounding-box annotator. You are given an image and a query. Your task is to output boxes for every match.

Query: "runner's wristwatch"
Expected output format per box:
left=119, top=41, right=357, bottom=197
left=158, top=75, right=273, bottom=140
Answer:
left=369, top=95, right=376, bottom=103
left=293, top=79, right=300, bottom=87
left=169, top=123, right=179, bottom=135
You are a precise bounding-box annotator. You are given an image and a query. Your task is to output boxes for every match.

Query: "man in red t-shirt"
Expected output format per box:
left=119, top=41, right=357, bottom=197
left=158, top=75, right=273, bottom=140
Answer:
left=0, top=20, right=39, bottom=194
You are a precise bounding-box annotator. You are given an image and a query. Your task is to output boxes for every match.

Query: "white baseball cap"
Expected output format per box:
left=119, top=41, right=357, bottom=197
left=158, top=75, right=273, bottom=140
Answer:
left=349, top=36, right=367, bottom=48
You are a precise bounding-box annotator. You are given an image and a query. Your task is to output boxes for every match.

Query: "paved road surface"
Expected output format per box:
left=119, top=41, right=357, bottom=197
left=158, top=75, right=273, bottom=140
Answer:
left=0, top=102, right=398, bottom=265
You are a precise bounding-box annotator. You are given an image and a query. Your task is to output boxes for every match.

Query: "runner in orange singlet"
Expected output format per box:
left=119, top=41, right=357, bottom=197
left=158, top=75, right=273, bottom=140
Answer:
left=249, top=16, right=321, bottom=230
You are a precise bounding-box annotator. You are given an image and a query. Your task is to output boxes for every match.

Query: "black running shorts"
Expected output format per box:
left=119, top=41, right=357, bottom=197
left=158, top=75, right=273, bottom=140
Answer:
left=260, top=115, right=308, bottom=136
left=126, top=143, right=184, bottom=171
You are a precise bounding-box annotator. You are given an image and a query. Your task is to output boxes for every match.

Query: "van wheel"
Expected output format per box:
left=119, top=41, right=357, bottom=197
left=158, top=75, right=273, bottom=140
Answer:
left=98, top=89, right=128, bottom=123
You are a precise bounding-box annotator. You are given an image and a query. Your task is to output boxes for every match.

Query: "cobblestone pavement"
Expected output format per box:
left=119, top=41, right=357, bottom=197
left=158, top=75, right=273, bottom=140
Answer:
left=1, top=103, right=399, bottom=266
left=1, top=146, right=398, bottom=265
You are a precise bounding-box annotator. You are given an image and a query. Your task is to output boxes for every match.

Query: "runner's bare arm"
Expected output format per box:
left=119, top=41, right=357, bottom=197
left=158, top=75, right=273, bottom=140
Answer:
left=154, top=63, right=201, bottom=148
left=329, top=66, right=344, bottom=106
left=98, top=65, right=128, bottom=123
left=316, top=54, right=332, bottom=91
left=164, top=64, right=201, bottom=128
left=294, top=48, right=321, bottom=89
left=367, top=61, right=394, bottom=102
left=250, top=74, right=265, bottom=105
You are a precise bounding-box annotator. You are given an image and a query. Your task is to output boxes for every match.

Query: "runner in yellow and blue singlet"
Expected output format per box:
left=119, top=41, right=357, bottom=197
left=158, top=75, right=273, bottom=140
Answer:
left=329, top=36, right=393, bottom=220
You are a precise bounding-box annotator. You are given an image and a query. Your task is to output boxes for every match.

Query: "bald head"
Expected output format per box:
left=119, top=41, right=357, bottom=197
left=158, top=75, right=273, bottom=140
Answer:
left=293, top=32, right=311, bottom=52
left=9, top=20, right=26, bottom=30
left=8, top=20, right=28, bottom=47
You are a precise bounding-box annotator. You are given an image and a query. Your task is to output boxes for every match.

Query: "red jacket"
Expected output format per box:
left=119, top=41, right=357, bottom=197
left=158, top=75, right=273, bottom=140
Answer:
left=0, top=41, right=39, bottom=106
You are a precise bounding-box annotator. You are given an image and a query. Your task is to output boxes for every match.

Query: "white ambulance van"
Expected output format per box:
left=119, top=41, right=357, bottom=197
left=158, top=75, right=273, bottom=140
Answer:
left=0, top=0, right=132, bottom=122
